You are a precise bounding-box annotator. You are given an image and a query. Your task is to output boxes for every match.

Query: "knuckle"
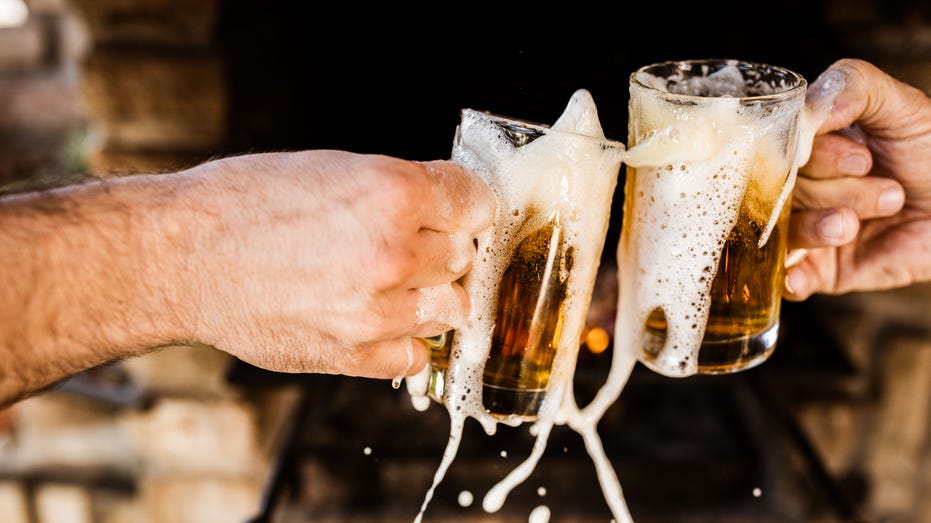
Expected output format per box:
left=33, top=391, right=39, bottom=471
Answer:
left=353, top=303, right=393, bottom=342
left=370, top=243, right=419, bottom=289
left=365, top=156, right=424, bottom=207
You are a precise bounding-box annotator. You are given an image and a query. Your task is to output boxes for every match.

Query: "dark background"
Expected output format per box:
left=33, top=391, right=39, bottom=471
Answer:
left=215, top=0, right=845, bottom=263
left=216, top=1, right=844, bottom=159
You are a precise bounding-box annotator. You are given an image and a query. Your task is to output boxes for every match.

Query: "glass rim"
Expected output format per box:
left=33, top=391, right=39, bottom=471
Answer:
left=629, top=58, right=807, bottom=103
left=460, top=108, right=626, bottom=149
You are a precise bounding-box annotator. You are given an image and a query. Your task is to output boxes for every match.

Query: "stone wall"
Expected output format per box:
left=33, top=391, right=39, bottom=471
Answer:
left=0, top=2, right=291, bottom=522
left=68, top=0, right=225, bottom=176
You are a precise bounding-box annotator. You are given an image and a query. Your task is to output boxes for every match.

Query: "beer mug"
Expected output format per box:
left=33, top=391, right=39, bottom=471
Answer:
left=425, top=90, right=624, bottom=420
left=618, top=59, right=807, bottom=377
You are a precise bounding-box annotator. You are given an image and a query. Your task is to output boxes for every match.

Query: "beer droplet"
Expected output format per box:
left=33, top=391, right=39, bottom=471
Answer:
left=529, top=505, right=551, bottom=523
left=458, top=490, right=474, bottom=507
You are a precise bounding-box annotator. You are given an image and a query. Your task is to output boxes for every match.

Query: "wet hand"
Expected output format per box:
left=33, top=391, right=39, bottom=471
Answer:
left=178, top=150, right=496, bottom=380
left=787, top=58, right=931, bottom=300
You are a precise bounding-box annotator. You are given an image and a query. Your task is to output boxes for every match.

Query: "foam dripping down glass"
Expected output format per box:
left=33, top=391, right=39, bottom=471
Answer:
left=620, top=58, right=809, bottom=377
left=405, top=89, right=630, bottom=523
left=419, top=89, right=625, bottom=420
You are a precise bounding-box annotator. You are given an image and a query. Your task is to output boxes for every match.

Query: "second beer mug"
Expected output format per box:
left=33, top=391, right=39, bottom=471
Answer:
left=427, top=90, right=624, bottom=420
left=618, top=58, right=807, bottom=377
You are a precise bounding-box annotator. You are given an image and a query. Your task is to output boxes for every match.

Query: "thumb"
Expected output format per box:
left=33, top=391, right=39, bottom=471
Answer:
left=814, top=58, right=931, bottom=138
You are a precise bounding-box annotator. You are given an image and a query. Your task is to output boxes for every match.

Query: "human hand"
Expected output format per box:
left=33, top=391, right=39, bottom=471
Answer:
left=786, top=58, right=931, bottom=300
left=173, top=150, right=495, bottom=380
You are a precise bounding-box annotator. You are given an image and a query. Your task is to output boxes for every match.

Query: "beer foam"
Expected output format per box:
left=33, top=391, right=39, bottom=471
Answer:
left=529, top=505, right=551, bottom=523
left=457, top=490, right=474, bottom=507
left=445, top=231, right=472, bottom=274
left=416, top=284, right=465, bottom=330
left=405, top=64, right=821, bottom=523
left=619, top=65, right=805, bottom=377
left=409, top=89, right=631, bottom=522
left=405, top=364, right=432, bottom=412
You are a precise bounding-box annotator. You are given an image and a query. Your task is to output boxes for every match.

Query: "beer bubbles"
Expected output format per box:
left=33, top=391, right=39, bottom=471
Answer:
left=621, top=59, right=807, bottom=377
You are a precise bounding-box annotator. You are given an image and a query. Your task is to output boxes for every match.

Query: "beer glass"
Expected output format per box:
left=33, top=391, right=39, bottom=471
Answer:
left=426, top=90, right=624, bottom=420
left=619, top=59, right=806, bottom=377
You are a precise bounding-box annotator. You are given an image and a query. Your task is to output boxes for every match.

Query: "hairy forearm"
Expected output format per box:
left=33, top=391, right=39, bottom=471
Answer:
left=0, top=174, right=198, bottom=407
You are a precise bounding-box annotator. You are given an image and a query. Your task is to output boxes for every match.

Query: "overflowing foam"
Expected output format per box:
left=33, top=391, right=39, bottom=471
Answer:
left=407, top=89, right=630, bottom=522
left=619, top=67, right=804, bottom=377
left=404, top=63, right=826, bottom=522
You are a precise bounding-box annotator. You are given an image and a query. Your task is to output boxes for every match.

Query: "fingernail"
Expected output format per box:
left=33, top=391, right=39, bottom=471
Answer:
left=798, top=69, right=848, bottom=167
left=785, top=270, right=806, bottom=296
left=808, top=69, right=846, bottom=109
left=838, top=154, right=868, bottom=175
left=878, top=188, right=905, bottom=214
left=806, top=69, right=846, bottom=122
left=817, top=212, right=845, bottom=241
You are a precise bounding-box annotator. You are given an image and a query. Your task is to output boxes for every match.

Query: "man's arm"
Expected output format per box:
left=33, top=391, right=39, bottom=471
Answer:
left=0, top=150, right=495, bottom=407
left=0, top=174, right=196, bottom=406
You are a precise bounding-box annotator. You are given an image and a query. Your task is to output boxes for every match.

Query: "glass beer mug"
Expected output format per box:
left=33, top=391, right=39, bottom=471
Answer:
left=425, top=89, right=624, bottom=420
left=618, top=58, right=807, bottom=377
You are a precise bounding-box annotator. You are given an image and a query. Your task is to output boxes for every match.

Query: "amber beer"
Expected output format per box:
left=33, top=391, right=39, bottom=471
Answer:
left=639, top=159, right=792, bottom=372
left=622, top=59, right=806, bottom=377
left=426, top=213, right=569, bottom=416
left=426, top=210, right=569, bottom=416
left=425, top=90, right=624, bottom=419
left=481, top=210, right=568, bottom=416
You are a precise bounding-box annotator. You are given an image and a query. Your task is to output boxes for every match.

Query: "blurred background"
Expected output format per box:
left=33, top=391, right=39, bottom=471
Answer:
left=2, top=0, right=931, bottom=522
